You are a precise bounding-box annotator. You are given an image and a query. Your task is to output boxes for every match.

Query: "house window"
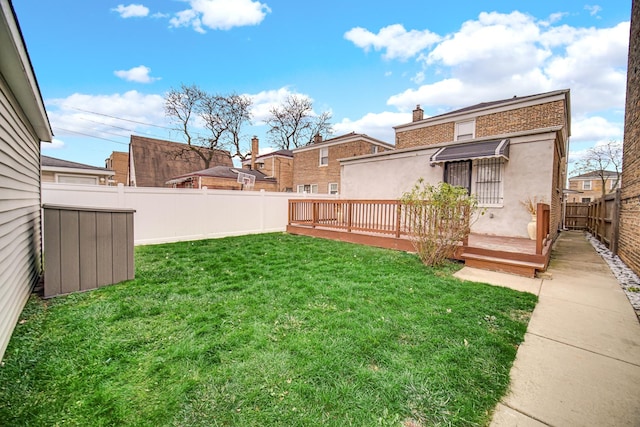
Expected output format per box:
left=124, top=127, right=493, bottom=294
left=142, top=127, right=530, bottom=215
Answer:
left=329, top=183, right=339, bottom=194
left=443, top=158, right=504, bottom=205
left=474, top=158, right=503, bottom=205
left=297, top=184, right=318, bottom=193
left=582, top=180, right=592, bottom=190
left=319, top=147, right=329, bottom=166
left=582, top=197, right=591, bottom=203
left=371, top=145, right=379, bottom=154
left=444, top=161, right=472, bottom=194
left=455, top=120, right=475, bottom=141
left=57, top=175, right=98, bottom=185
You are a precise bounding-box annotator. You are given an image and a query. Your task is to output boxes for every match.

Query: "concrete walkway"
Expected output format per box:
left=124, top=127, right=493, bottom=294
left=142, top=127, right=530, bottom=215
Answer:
left=454, top=231, right=640, bottom=426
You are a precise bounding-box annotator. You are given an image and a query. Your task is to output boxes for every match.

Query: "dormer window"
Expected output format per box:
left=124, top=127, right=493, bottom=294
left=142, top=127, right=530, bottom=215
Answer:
left=455, top=120, right=475, bottom=141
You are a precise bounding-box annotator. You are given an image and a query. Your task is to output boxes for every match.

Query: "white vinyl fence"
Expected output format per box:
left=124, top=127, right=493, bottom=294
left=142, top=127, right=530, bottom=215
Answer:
left=42, top=183, right=337, bottom=245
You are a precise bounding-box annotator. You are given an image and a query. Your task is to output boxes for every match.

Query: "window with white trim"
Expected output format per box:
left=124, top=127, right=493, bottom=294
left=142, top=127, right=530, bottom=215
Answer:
left=297, top=184, right=318, bottom=193
left=582, top=197, right=591, bottom=203
left=319, top=147, right=328, bottom=166
left=443, top=158, right=504, bottom=205
left=371, top=145, right=379, bottom=154
left=582, top=180, right=592, bottom=190
left=329, top=183, right=339, bottom=194
left=455, top=120, right=475, bottom=141
left=57, top=175, right=98, bottom=185
left=610, top=179, right=619, bottom=190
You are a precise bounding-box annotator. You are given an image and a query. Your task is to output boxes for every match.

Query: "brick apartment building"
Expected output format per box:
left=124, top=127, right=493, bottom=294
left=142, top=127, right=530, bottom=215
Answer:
left=292, top=132, right=394, bottom=194
left=105, top=151, right=128, bottom=185
left=567, top=170, right=621, bottom=202
left=620, top=0, right=640, bottom=275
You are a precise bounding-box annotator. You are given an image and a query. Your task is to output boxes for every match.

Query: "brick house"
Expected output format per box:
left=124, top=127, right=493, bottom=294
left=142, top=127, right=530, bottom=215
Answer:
left=105, top=151, right=129, bottom=186
left=292, top=132, right=394, bottom=194
left=341, top=89, right=571, bottom=239
left=127, top=135, right=232, bottom=187
left=567, top=170, right=621, bottom=202
left=166, top=166, right=278, bottom=191
left=241, top=136, right=294, bottom=192
left=619, top=0, right=640, bottom=275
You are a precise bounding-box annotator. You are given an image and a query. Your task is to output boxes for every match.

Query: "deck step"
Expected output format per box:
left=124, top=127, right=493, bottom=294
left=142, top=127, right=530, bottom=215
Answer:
left=461, top=252, right=545, bottom=278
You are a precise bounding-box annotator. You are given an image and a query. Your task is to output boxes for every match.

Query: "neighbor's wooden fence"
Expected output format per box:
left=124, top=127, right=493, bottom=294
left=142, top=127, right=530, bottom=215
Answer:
left=564, top=202, right=589, bottom=229
left=587, top=189, right=621, bottom=254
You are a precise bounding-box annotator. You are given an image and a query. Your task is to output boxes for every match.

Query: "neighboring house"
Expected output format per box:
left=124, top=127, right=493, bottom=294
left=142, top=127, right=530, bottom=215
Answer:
left=241, top=137, right=294, bottom=192
left=105, top=151, right=128, bottom=185
left=620, top=0, right=640, bottom=276
left=128, top=135, right=232, bottom=187
left=292, top=132, right=394, bottom=194
left=0, top=0, right=53, bottom=359
left=340, top=89, right=571, bottom=240
left=41, top=155, right=114, bottom=185
left=166, top=166, right=278, bottom=191
left=567, top=170, right=621, bottom=202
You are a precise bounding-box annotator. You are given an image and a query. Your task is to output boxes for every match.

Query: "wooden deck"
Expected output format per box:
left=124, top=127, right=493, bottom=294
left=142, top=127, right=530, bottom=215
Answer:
left=287, top=199, right=552, bottom=278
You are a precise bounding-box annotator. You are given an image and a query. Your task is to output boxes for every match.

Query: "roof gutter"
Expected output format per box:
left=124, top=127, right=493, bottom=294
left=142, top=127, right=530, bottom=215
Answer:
left=0, top=0, right=52, bottom=142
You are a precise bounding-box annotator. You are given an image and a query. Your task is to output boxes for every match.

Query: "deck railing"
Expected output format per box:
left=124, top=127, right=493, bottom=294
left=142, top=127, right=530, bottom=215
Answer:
left=290, top=199, right=551, bottom=256
left=288, top=199, right=410, bottom=237
left=288, top=199, right=471, bottom=242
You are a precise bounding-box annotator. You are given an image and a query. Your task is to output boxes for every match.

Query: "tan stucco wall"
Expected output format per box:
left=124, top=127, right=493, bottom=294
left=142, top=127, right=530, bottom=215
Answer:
left=341, top=134, right=557, bottom=238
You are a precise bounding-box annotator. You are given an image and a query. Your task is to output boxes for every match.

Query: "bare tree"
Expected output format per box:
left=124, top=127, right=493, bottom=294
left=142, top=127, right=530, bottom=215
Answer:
left=164, top=85, right=253, bottom=167
left=164, top=83, right=204, bottom=147
left=571, top=140, right=623, bottom=196
left=265, top=95, right=333, bottom=149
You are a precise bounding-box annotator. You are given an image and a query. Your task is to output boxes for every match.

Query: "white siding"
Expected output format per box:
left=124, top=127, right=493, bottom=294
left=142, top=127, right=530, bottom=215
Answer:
left=0, top=75, right=42, bottom=360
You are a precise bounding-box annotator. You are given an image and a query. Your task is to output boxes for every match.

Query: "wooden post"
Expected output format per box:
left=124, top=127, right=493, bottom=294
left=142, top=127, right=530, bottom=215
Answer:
left=611, top=189, right=621, bottom=255
left=395, top=202, right=401, bottom=238
left=347, top=201, right=352, bottom=232
left=312, top=201, right=318, bottom=228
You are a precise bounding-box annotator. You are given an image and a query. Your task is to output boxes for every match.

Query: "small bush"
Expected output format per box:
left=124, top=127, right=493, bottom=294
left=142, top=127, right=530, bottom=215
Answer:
left=401, top=179, right=480, bottom=266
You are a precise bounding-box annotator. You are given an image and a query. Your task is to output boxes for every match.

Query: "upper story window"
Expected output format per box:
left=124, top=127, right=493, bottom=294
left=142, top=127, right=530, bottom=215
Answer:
left=455, top=120, right=475, bottom=141
left=610, top=179, right=620, bottom=190
left=319, top=147, right=329, bottom=166
left=582, top=180, right=592, bottom=190
left=329, top=183, right=339, bottom=194
left=371, top=145, right=379, bottom=154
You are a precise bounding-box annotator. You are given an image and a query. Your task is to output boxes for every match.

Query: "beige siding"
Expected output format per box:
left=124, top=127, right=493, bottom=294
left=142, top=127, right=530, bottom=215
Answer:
left=0, top=75, right=43, bottom=359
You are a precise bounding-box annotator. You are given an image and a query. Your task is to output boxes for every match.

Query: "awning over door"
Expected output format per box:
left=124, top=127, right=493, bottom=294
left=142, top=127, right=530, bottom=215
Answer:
left=430, top=139, right=510, bottom=164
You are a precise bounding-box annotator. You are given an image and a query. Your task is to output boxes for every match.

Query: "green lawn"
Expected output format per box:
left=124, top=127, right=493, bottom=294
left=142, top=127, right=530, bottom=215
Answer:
left=0, top=233, right=536, bottom=427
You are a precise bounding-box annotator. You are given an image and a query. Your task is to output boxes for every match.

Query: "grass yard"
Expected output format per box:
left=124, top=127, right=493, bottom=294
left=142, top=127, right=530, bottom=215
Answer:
left=0, top=233, right=536, bottom=427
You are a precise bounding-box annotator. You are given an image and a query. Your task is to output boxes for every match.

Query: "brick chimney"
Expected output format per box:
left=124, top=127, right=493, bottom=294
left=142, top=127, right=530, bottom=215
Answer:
left=313, top=133, right=323, bottom=144
left=412, top=105, right=424, bottom=122
left=251, top=136, right=259, bottom=170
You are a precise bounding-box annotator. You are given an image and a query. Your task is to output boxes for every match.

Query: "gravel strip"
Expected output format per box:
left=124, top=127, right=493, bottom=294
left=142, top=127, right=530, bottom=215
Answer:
left=586, top=232, right=640, bottom=318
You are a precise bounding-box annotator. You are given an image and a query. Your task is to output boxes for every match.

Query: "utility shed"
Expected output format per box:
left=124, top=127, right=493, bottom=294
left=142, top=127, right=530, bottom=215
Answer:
left=0, top=0, right=53, bottom=360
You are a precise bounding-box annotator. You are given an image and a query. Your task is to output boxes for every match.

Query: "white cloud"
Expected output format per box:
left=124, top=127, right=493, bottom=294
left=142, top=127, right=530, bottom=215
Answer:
left=114, top=65, right=160, bottom=83
left=46, top=91, right=166, bottom=139
left=248, top=87, right=313, bottom=123
left=585, top=5, right=602, bottom=17
left=334, top=111, right=411, bottom=144
left=570, top=116, right=623, bottom=143
left=375, top=11, right=628, bottom=127
left=344, top=24, right=440, bottom=60
left=112, top=4, right=149, bottom=18
left=42, top=138, right=65, bottom=150
left=170, top=0, right=270, bottom=32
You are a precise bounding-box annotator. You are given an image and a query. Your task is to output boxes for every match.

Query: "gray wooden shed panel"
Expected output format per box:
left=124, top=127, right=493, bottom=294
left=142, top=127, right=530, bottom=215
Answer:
left=96, top=212, right=113, bottom=287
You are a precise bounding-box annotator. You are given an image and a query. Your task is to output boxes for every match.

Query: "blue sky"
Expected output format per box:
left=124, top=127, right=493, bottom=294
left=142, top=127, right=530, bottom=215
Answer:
left=13, top=0, right=632, bottom=169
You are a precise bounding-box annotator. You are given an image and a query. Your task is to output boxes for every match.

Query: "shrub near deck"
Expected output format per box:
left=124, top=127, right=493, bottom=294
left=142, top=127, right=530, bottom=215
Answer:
left=0, top=233, right=536, bottom=427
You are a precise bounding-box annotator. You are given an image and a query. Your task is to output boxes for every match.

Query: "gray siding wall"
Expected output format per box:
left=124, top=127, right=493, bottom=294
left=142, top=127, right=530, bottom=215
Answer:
left=0, top=73, right=42, bottom=360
